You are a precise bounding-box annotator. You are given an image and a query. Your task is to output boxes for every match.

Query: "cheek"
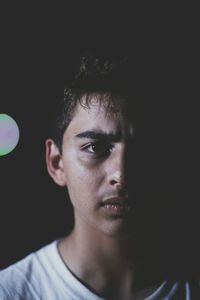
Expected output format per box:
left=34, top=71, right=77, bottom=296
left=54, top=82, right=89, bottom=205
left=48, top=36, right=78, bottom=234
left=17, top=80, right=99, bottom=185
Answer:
left=63, top=156, right=104, bottom=200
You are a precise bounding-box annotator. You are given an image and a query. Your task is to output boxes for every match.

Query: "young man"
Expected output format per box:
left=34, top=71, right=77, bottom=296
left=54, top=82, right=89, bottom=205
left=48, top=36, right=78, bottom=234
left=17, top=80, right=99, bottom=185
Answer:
left=0, top=53, right=199, bottom=299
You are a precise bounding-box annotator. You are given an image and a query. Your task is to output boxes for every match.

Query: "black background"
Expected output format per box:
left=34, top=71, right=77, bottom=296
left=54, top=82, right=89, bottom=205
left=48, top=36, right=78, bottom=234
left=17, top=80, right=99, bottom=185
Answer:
left=0, top=3, right=199, bottom=280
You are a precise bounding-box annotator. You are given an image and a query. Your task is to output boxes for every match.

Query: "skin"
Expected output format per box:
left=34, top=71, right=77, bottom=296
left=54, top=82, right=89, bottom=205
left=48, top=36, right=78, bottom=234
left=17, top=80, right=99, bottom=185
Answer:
left=46, top=97, right=157, bottom=300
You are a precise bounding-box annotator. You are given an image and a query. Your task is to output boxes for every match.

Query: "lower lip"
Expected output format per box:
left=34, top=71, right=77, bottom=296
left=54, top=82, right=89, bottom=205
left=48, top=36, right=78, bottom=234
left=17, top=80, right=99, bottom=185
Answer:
left=102, top=204, right=131, bottom=214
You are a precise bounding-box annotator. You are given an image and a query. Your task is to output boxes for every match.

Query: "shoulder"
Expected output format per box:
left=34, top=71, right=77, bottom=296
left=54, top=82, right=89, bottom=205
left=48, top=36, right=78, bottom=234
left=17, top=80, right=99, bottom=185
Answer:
left=0, top=240, right=57, bottom=300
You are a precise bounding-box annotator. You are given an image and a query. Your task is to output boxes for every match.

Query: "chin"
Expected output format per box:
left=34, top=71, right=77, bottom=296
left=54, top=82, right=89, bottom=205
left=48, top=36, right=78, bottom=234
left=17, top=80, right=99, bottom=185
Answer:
left=100, top=222, right=132, bottom=238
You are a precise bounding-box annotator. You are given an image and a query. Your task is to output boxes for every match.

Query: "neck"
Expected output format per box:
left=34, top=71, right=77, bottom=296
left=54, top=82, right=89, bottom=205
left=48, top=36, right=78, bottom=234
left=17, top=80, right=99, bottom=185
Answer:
left=58, top=218, right=147, bottom=299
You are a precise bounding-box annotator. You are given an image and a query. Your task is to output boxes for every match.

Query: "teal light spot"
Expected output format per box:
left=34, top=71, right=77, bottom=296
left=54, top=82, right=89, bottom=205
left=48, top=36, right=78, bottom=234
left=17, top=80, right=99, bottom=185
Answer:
left=0, top=113, right=20, bottom=156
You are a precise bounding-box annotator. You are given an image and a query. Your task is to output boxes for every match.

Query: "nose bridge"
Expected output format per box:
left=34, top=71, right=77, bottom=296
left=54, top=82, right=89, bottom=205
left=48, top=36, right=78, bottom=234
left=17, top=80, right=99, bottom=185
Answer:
left=108, top=143, right=126, bottom=186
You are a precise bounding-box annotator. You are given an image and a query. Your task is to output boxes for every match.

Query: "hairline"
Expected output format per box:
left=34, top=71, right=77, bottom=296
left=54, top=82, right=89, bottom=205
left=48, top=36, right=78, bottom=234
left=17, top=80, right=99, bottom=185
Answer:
left=59, top=91, right=131, bottom=153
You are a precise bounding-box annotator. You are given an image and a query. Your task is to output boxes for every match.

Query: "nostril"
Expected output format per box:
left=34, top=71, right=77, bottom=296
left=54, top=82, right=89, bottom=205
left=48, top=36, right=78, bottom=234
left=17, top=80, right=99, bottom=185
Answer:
left=110, top=180, right=125, bottom=189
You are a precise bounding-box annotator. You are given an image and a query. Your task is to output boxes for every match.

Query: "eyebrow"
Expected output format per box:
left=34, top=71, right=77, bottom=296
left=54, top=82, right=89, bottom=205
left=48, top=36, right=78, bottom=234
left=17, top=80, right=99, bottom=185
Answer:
left=75, top=130, right=121, bottom=142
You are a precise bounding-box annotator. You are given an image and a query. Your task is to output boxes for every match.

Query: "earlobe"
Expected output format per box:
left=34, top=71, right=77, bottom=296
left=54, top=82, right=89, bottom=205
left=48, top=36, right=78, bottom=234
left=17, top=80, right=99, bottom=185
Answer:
left=45, top=139, right=66, bottom=186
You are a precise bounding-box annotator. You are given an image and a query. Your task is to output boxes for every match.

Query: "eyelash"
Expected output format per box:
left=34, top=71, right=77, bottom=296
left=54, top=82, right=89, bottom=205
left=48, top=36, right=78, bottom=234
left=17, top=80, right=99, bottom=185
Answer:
left=82, top=142, right=113, bottom=157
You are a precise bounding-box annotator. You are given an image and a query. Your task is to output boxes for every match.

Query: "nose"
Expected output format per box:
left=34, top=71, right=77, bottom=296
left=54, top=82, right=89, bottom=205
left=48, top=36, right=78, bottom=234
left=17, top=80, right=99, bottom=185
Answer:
left=109, top=172, right=125, bottom=189
left=107, top=145, right=127, bottom=190
left=109, top=168, right=127, bottom=195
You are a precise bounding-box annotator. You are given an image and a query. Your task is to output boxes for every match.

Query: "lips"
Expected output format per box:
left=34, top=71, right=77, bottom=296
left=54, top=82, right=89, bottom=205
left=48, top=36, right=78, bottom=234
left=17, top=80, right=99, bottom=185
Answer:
left=101, top=196, right=129, bottom=206
left=101, top=196, right=131, bottom=215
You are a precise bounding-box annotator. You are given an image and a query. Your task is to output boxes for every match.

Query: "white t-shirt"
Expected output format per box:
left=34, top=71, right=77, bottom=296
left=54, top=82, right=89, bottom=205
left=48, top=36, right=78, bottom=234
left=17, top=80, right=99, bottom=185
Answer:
left=0, top=240, right=199, bottom=299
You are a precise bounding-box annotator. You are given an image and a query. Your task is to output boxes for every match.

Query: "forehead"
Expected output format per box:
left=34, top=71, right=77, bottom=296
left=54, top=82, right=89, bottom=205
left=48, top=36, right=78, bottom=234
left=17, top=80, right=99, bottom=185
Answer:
left=65, top=96, right=135, bottom=138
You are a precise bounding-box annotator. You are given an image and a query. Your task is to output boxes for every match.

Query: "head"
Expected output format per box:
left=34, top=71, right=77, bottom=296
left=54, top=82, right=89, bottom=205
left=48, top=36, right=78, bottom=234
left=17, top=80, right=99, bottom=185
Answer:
left=46, top=52, right=143, bottom=237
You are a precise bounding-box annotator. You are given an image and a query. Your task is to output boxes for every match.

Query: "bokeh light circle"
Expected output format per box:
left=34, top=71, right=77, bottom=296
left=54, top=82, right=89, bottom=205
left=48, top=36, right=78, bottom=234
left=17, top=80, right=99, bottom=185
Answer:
left=0, top=113, right=20, bottom=156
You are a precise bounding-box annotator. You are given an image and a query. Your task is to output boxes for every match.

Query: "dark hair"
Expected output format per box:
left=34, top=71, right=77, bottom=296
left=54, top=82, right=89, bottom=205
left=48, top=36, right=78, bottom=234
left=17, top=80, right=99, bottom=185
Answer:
left=53, top=51, right=142, bottom=152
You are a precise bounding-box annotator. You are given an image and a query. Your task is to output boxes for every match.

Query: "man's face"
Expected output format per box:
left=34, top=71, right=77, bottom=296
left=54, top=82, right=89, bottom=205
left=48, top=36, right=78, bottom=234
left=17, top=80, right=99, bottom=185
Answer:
left=59, top=98, right=136, bottom=237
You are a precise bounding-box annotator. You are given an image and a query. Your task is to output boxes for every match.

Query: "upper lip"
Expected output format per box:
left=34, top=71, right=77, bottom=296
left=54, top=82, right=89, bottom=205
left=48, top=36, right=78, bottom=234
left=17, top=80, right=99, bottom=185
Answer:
left=101, top=196, right=129, bottom=206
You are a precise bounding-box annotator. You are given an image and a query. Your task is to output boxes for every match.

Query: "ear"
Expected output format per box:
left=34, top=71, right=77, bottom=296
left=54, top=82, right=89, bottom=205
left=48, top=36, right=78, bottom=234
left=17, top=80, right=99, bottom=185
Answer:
left=45, top=139, right=66, bottom=186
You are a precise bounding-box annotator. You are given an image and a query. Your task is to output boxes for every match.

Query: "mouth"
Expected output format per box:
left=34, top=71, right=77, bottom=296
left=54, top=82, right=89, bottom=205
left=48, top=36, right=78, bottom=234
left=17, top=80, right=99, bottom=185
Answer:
left=101, top=197, right=131, bottom=215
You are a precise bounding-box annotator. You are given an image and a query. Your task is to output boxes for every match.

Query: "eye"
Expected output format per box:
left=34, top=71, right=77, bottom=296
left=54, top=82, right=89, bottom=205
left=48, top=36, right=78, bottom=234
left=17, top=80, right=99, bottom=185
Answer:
left=82, top=142, right=113, bottom=157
